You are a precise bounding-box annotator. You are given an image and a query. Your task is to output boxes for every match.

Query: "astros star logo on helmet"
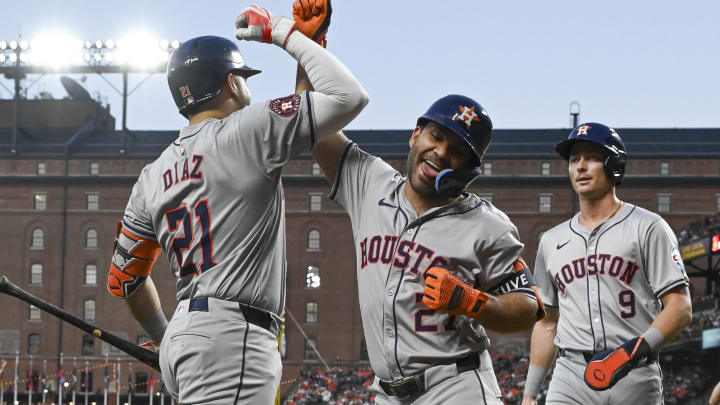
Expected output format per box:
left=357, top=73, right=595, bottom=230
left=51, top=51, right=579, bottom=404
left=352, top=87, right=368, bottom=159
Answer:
left=452, top=105, right=481, bottom=128
left=577, top=124, right=592, bottom=136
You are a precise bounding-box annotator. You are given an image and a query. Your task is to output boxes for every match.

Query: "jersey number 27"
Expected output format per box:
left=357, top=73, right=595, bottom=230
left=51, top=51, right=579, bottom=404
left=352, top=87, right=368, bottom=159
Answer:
left=165, top=199, right=218, bottom=278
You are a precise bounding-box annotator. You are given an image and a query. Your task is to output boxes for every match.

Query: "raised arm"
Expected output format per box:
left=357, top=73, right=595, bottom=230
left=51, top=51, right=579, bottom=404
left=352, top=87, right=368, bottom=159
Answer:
left=235, top=4, right=368, bottom=143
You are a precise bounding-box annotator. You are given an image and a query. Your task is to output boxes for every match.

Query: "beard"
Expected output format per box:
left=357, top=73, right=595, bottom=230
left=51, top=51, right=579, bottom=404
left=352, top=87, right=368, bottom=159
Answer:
left=406, top=146, right=440, bottom=198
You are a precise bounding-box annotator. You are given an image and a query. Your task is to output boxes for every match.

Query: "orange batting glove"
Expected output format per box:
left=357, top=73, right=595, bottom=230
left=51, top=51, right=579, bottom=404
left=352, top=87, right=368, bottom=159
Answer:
left=584, top=337, right=652, bottom=391
left=422, top=266, right=492, bottom=318
left=292, top=0, right=332, bottom=47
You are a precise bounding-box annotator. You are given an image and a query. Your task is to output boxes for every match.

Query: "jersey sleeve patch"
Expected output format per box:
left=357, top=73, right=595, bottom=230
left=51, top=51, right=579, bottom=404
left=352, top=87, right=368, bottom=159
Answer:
left=270, top=94, right=302, bottom=117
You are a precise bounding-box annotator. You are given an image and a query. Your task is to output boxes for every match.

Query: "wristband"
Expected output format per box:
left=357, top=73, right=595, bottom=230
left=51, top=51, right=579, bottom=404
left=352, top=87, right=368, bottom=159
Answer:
left=523, top=364, right=548, bottom=398
left=641, top=328, right=664, bottom=351
left=139, top=309, right=168, bottom=341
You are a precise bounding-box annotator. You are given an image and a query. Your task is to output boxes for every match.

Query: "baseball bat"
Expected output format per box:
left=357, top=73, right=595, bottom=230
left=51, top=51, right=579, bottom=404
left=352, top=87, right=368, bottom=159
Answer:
left=0, top=275, right=160, bottom=372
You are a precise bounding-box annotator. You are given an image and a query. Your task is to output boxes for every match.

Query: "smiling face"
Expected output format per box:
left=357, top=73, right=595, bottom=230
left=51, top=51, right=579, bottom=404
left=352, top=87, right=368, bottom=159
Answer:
left=568, top=141, right=615, bottom=199
left=406, top=122, right=475, bottom=198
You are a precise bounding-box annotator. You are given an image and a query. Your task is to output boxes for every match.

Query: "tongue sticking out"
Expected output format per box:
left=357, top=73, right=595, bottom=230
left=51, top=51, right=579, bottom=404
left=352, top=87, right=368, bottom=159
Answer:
left=421, top=161, right=439, bottom=178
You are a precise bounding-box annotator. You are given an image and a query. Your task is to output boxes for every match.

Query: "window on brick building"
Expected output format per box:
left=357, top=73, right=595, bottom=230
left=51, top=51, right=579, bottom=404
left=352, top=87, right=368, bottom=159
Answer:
left=89, top=162, right=99, bottom=175
left=30, top=264, right=43, bottom=285
left=311, top=162, right=321, bottom=176
left=29, top=305, right=41, bottom=321
left=660, top=162, right=670, bottom=175
left=80, top=370, right=94, bottom=392
left=86, top=228, right=98, bottom=248
left=33, top=193, right=47, bottom=210
left=28, top=334, right=40, bottom=354
left=306, top=266, right=321, bottom=288
left=538, top=195, right=553, bottom=213
left=31, top=228, right=45, bottom=249
left=135, top=372, right=149, bottom=393
left=541, top=162, right=551, bottom=176
left=87, top=194, right=99, bottom=210
left=307, top=229, right=320, bottom=250
left=309, top=193, right=322, bottom=211
left=82, top=334, right=95, bottom=355
left=84, top=300, right=96, bottom=321
left=304, top=338, right=318, bottom=360
left=482, top=162, right=493, bottom=175
left=36, top=162, right=46, bottom=175
left=85, top=264, right=97, bottom=286
left=658, top=194, right=671, bottom=213
left=306, top=302, right=318, bottom=323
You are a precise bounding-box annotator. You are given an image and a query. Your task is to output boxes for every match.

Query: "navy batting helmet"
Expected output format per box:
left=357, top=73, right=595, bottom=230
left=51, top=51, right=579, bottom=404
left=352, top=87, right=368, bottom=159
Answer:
left=416, top=94, right=493, bottom=198
left=167, top=36, right=261, bottom=117
left=555, top=122, right=627, bottom=185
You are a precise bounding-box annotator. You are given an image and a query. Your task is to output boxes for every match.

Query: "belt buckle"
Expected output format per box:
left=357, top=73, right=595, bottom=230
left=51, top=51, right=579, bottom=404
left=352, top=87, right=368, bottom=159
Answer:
left=388, top=376, right=421, bottom=400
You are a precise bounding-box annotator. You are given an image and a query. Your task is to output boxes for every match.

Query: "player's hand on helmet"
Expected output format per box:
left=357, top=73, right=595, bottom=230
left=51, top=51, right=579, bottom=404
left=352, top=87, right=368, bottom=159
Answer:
left=140, top=339, right=162, bottom=353
left=235, top=4, right=296, bottom=48
left=292, top=0, right=332, bottom=47
left=584, top=336, right=652, bottom=391
left=422, top=266, right=493, bottom=318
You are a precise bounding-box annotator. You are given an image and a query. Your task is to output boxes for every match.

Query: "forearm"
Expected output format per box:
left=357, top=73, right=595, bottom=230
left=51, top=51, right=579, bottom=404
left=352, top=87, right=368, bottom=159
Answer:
left=125, top=277, right=167, bottom=340
left=284, top=32, right=368, bottom=138
left=528, top=313, right=559, bottom=368
left=649, top=287, right=692, bottom=346
left=478, top=293, right=539, bottom=333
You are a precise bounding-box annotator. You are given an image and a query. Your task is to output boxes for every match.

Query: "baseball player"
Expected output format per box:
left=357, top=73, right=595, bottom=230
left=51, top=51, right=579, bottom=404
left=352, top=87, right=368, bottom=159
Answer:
left=301, top=76, right=545, bottom=401
left=522, top=123, right=693, bottom=405
left=105, top=4, right=367, bottom=404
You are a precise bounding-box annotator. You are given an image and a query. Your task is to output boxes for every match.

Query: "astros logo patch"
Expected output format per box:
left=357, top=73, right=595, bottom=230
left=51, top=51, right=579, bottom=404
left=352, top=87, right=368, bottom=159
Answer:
left=671, top=246, right=686, bottom=274
left=270, top=94, right=301, bottom=117
left=577, top=124, right=592, bottom=136
left=452, top=105, right=482, bottom=128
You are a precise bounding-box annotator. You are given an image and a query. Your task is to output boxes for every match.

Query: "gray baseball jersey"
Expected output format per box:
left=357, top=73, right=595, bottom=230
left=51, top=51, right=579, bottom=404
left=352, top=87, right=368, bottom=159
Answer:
left=330, top=143, right=538, bottom=382
left=534, top=202, right=689, bottom=352
left=121, top=92, right=314, bottom=316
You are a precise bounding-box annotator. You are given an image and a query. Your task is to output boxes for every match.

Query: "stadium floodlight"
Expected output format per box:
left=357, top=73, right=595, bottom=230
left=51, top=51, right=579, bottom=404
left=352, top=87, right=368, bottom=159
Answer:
left=20, top=40, right=28, bottom=50
left=0, top=41, right=6, bottom=49
left=171, top=40, right=180, bottom=49
left=106, top=39, right=115, bottom=49
left=105, top=52, right=115, bottom=62
left=9, top=53, right=17, bottom=62
left=0, top=54, right=5, bottom=63
left=19, top=53, right=29, bottom=63
left=84, top=40, right=92, bottom=48
left=10, top=41, right=17, bottom=50
left=159, top=38, right=169, bottom=49
left=95, top=40, right=103, bottom=48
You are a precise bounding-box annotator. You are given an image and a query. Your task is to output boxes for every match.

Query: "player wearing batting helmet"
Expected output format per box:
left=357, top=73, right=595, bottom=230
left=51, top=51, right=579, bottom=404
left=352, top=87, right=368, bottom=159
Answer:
left=294, top=9, right=544, bottom=400
left=107, top=2, right=367, bottom=403
left=522, top=123, right=692, bottom=405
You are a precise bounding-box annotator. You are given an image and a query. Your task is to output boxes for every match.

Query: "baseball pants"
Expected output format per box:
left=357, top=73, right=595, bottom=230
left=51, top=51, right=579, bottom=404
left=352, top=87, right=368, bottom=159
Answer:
left=546, top=349, right=663, bottom=405
left=371, top=350, right=503, bottom=405
left=159, top=298, right=282, bottom=405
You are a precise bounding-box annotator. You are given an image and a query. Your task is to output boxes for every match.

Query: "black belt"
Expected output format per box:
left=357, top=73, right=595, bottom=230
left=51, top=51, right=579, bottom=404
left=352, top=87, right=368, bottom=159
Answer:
left=560, top=348, right=658, bottom=364
left=378, top=354, right=480, bottom=400
left=189, top=297, right=273, bottom=332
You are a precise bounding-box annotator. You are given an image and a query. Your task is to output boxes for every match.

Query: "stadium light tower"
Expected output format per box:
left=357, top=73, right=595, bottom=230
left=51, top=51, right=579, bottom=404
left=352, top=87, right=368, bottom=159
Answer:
left=0, top=33, right=180, bottom=154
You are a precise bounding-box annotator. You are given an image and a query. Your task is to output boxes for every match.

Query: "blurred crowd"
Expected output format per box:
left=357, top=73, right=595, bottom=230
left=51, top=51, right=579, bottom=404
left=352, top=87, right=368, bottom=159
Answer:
left=286, top=367, right=375, bottom=405
left=677, top=212, right=720, bottom=244
left=678, top=306, right=720, bottom=341
left=662, top=365, right=715, bottom=405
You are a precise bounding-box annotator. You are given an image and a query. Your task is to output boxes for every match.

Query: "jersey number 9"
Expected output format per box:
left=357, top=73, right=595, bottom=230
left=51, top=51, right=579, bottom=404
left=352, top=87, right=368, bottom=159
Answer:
left=618, top=290, right=636, bottom=319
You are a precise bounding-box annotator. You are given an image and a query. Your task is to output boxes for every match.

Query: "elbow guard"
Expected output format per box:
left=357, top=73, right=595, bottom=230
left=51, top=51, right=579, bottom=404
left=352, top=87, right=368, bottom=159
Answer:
left=107, top=222, right=162, bottom=298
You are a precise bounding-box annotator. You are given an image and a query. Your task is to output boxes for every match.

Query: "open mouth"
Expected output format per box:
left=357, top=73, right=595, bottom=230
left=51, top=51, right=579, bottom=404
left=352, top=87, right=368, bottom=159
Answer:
left=420, top=160, right=441, bottom=179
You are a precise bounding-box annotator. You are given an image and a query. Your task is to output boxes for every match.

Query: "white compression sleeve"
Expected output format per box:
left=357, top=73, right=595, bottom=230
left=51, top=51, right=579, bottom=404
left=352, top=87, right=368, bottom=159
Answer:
left=284, top=31, right=369, bottom=142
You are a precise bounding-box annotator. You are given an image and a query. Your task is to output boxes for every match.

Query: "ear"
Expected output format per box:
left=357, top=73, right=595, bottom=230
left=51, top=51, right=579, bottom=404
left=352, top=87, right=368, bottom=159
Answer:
left=226, top=74, right=238, bottom=96
left=409, top=126, right=422, bottom=148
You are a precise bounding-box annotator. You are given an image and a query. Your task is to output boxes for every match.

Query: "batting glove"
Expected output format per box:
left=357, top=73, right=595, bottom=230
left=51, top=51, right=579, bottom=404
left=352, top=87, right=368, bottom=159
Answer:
left=292, top=0, right=332, bottom=47
left=584, top=337, right=652, bottom=391
left=422, top=266, right=491, bottom=318
left=235, top=4, right=296, bottom=48
left=140, top=339, right=162, bottom=353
